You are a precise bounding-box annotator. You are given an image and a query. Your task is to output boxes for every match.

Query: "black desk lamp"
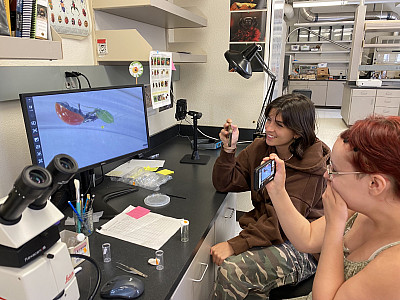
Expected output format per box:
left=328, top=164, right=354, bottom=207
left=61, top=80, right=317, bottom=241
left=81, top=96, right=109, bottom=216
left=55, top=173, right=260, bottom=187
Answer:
left=175, top=99, right=210, bottom=165
left=224, top=43, right=277, bottom=139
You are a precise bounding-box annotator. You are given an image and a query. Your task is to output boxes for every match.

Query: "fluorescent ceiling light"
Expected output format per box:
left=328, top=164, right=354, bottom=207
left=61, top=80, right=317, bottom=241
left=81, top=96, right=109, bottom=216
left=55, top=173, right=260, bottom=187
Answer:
left=293, top=0, right=400, bottom=7
left=293, top=0, right=349, bottom=7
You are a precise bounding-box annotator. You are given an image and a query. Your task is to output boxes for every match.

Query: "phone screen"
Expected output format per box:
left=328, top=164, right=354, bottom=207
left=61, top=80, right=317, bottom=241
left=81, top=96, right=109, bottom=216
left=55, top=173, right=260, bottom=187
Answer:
left=255, top=160, right=275, bottom=190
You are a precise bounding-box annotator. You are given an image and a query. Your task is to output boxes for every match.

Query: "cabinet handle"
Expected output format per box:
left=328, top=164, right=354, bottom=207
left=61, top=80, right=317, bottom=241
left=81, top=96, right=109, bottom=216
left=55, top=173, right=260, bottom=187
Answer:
left=192, top=263, right=208, bottom=282
left=224, top=207, right=235, bottom=219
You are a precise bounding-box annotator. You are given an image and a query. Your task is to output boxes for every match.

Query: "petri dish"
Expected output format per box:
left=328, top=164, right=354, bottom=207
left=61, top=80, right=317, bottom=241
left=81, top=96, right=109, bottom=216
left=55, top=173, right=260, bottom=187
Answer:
left=144, top=193, right=170, bottom=207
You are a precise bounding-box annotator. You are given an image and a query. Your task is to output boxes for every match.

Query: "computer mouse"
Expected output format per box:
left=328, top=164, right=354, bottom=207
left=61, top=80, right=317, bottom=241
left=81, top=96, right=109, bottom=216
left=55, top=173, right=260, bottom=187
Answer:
left=100, top=275, right=144, bottom=299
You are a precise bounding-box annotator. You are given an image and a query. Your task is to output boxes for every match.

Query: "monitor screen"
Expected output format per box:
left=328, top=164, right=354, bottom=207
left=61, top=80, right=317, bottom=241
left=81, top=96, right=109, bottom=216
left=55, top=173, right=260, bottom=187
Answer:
left=20, top=85, right=150, bottom=172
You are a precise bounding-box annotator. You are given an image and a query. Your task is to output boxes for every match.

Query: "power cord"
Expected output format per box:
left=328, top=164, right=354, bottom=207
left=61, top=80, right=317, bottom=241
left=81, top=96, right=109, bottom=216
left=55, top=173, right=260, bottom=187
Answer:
left=65, top=71, right=92, bottom=89
left=70, top=253, right=101, bottom=300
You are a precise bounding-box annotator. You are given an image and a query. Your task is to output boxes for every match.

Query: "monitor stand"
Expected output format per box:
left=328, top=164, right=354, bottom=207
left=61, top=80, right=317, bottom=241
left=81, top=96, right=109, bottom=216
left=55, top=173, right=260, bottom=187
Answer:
left=180, top=111, right=210, bottom=165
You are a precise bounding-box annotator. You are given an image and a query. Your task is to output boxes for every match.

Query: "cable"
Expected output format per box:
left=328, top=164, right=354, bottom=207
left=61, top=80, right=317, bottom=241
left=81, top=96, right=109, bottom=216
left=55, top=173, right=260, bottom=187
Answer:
left=182, top=116, right=252, bottom=145
left=65, top=71, right=92, bottom=89
left=70, top=253, right=101, bottom=300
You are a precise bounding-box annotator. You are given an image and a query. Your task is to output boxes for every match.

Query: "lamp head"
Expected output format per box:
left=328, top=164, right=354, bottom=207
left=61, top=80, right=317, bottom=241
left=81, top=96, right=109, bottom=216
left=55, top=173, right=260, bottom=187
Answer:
left=224, top=43, right=260, bottom=79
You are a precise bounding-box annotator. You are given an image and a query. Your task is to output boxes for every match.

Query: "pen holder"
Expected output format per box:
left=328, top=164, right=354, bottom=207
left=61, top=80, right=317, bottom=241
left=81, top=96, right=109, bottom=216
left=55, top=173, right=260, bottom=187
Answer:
left=74, top=208, right=94, bottom=236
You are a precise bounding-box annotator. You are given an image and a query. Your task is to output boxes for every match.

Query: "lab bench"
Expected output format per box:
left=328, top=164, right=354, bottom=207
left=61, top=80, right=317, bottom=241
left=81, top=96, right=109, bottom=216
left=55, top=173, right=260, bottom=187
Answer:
left=62, top=136, right=238, bottom=300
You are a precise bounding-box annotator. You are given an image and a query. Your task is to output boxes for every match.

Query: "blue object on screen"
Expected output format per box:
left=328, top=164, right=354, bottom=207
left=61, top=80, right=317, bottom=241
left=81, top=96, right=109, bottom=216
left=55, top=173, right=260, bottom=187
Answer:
left=19, top=85, right=150, bottom=172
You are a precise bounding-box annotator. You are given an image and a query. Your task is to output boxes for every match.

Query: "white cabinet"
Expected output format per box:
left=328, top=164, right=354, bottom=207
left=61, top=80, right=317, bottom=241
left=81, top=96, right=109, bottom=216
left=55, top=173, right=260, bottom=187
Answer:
left=375, top=89, right=400, bottom=116
left=288, top=80, right=346, bottom=107
left=326, top=81, right=345, bottom=107
left=171, top=193, right=237, bottom=300
left=215, top=193, right=237, bottom=245
left=307, top=81, right=327, bottom=106
left=341, top=86, right=400, bottom=126
left=171, top=225, right=215, bottom=300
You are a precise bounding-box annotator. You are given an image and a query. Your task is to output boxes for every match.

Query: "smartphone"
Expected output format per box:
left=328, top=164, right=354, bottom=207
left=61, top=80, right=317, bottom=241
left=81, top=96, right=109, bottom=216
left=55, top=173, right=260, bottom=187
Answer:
left=254, top=160, right=276, bottom=191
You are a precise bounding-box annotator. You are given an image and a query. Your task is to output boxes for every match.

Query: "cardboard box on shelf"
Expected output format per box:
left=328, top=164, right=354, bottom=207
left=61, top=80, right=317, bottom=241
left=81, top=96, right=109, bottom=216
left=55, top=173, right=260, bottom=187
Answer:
left=317, top=75, right=329, bottom=80
left=60, top=230, right=90, bottom=267
left=317, top=67, right=329, bottom=76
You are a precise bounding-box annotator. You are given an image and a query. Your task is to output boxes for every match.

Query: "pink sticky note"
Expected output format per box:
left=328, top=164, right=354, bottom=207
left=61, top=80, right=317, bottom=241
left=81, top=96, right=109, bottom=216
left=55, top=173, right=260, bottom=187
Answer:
left=171, top=59, right=176, bottom=71
left=126, top=206, right=150, bottom=219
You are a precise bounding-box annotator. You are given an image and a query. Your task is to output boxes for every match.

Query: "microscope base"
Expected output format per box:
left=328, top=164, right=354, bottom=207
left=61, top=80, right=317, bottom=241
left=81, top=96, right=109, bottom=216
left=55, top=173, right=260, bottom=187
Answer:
left=0, top=241, right=79, bottom=300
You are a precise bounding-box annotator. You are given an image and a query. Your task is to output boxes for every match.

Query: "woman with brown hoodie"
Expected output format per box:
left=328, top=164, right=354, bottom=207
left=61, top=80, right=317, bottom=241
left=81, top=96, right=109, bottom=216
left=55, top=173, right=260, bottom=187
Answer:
left=211, top=93, right=330, bottom=300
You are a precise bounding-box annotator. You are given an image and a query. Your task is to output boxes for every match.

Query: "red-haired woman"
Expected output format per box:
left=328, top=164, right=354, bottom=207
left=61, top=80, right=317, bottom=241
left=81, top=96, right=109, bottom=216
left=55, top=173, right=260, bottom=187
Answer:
left=266, top=115, right=400, bottom=299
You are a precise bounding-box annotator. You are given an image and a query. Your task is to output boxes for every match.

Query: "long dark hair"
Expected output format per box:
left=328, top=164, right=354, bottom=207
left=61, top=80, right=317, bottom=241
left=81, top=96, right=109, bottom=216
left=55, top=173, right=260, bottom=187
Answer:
left=264, top=93, right=316, bottom=159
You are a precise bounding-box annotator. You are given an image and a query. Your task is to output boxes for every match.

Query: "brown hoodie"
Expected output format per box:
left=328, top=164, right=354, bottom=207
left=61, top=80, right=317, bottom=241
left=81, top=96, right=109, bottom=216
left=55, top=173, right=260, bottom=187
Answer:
left=212, top=137, right=330, bottom=255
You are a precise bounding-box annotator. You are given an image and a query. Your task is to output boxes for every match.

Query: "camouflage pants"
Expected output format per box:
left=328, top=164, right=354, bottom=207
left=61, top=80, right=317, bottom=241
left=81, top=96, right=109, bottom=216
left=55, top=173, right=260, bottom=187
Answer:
left=213, top=241, right=317, bottom=300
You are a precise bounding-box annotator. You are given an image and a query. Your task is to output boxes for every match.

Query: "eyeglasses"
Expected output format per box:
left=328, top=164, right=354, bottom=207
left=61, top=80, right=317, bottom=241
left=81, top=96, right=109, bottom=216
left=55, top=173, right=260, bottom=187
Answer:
left=326, top=163, right=363, bottom=180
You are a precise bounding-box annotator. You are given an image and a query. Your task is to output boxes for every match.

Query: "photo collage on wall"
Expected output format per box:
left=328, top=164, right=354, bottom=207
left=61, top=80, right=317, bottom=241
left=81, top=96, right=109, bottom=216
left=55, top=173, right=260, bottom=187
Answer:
left=149, top=51, right=172, bottom=109
left=229, top=0, right=268, bottom=72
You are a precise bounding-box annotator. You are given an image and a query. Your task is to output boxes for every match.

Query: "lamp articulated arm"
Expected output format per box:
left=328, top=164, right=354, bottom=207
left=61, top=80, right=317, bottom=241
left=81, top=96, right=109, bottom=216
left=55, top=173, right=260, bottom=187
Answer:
left=224, top=43, right=277, bottom=139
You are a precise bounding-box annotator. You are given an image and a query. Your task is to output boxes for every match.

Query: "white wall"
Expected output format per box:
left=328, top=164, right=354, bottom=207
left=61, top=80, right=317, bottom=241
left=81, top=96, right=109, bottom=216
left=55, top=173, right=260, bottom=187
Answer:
left=0, top=9, right=175, bottom=197
left=174, top=0, right=267, bottom=129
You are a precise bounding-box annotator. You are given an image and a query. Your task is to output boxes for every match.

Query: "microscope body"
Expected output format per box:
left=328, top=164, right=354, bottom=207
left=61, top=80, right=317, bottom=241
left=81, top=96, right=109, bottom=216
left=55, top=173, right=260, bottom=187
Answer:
left=0, top=197, right=80, bottom=300
left=0, top=154, right=80, bottom=299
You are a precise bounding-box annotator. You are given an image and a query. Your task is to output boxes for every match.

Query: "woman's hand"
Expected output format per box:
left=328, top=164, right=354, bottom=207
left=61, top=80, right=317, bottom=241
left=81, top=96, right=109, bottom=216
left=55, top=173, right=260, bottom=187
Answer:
left=264, top=153, right=286, bottom=195
left=322, top=181, right=348, bottom=229
left=220, top=118, right=239, bottom=152
left=210, top=242, right=235, bottom=266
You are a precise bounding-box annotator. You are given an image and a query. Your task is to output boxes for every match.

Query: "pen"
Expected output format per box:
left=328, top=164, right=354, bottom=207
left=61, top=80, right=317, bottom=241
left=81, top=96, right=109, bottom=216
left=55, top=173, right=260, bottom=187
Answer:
left=68, top=201, right=91, bottom=234
left=166, top=194, right=186, bottom=200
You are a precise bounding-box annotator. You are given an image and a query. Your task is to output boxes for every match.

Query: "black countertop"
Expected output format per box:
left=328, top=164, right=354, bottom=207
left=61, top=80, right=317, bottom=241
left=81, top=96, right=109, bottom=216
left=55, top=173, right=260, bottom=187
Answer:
left=63, top=136, right=237, bottom=300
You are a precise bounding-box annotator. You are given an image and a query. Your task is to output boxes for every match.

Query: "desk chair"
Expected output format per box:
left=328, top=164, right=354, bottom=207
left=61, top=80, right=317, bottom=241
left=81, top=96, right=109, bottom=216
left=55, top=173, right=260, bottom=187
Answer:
left=292, top=89, right=312, bottom=100
left=268, top=274, right=314, bottom=300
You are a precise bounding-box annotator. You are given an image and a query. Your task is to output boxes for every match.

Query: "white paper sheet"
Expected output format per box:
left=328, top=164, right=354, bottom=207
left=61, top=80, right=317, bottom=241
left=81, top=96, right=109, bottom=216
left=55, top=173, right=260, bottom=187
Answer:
left=97, top=206, right=181, bottom=250
left=106, top=159, right=165, bottom=177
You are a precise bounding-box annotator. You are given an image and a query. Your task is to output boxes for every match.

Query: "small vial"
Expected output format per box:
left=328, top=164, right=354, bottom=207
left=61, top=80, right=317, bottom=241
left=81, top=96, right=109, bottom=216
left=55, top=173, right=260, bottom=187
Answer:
left=155, top=250, right=164, bottom=270
left=102, top=243, right=111, bottom=263
left=180, top=219, right=189, bottom=242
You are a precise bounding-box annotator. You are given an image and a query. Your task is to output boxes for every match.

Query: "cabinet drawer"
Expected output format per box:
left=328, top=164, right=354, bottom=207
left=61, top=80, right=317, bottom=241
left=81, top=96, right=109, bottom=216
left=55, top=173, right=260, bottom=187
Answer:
left=308, top=81, right=327, bottom=87
left=374, top=106, right=399, bottom=116
left=289, top=81, right=309, bottom=86
left=375, top=97, right=400, bottom=108
left=351, top=89, right=376, bottom=97
left=171, top=225, right=215, bottom=300
left=376, top=89, right=400, bottom=98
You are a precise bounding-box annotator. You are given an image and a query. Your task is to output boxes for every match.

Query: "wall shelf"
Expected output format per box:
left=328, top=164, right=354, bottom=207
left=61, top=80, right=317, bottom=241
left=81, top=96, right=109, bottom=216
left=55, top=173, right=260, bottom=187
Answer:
left=294, top=21, right=354, bottom=27
left=293, top=60, right=349, bottom=64
left=94, top=29, right=206, bottom=64
left=0, top=35, right=62, bottom=60
left=92, top=0, right=207, bottom=28
left=287, top=50, right=350, bottom=54
left=286, top=41, right=352, bottom=44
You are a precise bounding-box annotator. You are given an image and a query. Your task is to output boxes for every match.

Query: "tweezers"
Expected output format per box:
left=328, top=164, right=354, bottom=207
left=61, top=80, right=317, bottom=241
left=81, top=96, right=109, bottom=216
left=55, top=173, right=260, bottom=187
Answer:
left=116, top=262, right=148, bottom=278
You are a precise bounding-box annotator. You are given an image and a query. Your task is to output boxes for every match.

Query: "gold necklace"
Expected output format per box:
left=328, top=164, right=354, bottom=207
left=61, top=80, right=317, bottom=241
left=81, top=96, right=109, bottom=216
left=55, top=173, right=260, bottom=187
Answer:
left=283, top=154, right=293, bottom=161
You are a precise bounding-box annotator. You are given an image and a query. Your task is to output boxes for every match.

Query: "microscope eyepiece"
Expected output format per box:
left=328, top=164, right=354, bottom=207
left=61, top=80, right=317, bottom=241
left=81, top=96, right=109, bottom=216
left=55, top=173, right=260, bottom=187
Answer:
left=29, top=154, right=78, bottom=210
left=29, top=170, right=48, bottom=184
left=0, top=166, right=52, bottom=224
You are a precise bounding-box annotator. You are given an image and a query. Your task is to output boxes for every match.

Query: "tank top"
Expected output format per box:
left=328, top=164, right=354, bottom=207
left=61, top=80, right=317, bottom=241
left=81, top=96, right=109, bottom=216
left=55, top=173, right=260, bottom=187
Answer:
left=343, top=213, right=400, bottom=280
left=299, top=213, right=400, bottom=300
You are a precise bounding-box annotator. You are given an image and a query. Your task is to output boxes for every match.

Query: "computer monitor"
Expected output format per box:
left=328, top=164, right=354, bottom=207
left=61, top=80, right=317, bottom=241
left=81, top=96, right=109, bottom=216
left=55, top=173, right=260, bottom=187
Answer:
left=20, top=84, right=150, bottom=216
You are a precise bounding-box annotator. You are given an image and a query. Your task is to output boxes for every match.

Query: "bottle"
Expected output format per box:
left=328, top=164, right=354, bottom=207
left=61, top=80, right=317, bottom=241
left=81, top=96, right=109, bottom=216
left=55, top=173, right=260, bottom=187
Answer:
left=180, top=219, right=189, bottom=242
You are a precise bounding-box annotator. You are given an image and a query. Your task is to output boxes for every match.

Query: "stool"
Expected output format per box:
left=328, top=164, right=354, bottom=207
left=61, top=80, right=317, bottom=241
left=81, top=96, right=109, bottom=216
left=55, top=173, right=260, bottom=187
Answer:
left=292, top=89, right=312, bottom=100
left=268, top=274, right=314, bottom=300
